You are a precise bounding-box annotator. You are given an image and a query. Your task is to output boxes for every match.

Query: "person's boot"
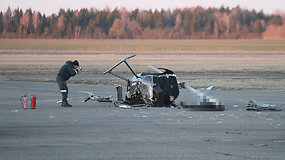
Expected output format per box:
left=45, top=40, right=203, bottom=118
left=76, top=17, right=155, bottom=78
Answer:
left=61, top=99, right=72, bottom=107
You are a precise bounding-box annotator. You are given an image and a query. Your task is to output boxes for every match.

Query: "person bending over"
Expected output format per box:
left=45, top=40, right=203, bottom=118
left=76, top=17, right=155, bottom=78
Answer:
left=56, top=60, right=81, bottom=107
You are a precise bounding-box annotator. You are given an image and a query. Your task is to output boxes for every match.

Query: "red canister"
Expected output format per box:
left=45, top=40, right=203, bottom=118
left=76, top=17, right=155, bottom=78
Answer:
left=31, top=93, right=36, bottom=109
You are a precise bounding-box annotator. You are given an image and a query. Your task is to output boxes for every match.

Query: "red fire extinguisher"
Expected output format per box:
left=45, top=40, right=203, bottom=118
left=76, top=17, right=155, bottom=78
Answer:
left=31, top=93, right=36, bottom=109
left=20, top=94, right=28, bottom=109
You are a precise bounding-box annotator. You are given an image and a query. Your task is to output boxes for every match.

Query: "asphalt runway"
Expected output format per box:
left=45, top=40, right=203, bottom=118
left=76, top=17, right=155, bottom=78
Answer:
left=0, top=79, right=285, bottom=160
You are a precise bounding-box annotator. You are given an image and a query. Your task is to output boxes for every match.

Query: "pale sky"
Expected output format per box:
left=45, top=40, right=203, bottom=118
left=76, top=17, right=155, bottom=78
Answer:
left=1, top=0, right=284, bottom=15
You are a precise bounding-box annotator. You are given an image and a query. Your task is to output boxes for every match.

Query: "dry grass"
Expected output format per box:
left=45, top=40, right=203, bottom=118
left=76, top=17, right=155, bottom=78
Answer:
left=0, top=54, right=285, bottom=90
left=1, top=54, right=284, bottom=72
left=1, top=39, right=284, bottom=90
left=1, top=39, right=285, bottom=53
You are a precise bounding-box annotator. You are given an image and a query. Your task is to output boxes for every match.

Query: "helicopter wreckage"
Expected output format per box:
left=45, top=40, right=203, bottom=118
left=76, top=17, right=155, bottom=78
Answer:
left=84, top=55, right=225, bottom=111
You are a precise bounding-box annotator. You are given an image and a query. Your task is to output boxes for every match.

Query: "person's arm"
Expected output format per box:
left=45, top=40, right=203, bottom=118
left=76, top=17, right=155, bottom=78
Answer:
left=67, top=65, right=77, bottom=76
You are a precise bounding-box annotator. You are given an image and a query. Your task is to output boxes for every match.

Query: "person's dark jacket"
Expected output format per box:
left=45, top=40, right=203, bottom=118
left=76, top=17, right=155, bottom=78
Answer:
left=57, top=61, right=77, bottom=81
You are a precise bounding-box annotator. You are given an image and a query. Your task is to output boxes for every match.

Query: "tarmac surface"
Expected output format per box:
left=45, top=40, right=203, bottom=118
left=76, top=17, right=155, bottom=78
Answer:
left=0, top=79, right=285, bottom=160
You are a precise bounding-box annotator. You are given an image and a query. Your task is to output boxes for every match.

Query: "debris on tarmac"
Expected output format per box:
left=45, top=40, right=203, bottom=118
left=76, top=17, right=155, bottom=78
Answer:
left=49, top=115, right=55, bottom=119
left=246, top=100, right=281, bottom=111
left=118, top=104, right=132, bottom=109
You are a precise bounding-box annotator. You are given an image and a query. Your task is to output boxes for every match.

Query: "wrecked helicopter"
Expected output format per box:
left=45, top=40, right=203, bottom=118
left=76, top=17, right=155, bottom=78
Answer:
left=84, top=54, right=225, bottom=111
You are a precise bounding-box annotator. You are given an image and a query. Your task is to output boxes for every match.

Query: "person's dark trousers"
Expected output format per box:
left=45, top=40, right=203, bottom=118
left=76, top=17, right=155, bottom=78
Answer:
left=56, top=75, right=68, bottom=99
left=56, top=75, right=71, bottom=107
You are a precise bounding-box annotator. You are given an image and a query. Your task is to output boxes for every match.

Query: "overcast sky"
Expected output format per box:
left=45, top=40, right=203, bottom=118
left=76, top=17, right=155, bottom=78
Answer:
left=1, top=0, right=284, bottom=15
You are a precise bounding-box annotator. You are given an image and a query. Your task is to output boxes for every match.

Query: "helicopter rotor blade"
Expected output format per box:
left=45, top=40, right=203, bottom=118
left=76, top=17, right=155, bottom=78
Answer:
left=148, top=65, right=163, bottom=73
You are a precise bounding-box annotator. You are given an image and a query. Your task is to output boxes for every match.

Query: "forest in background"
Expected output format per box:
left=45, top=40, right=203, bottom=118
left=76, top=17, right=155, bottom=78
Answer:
left=0, top=6, right=284, bottom=39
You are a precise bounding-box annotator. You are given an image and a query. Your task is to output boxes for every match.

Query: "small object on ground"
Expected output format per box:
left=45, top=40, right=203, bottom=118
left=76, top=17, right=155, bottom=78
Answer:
left=206, top=85, right=215, bottom=90
left=49, top=115, right=55, bottom=119
left=246, top=100, right=281, bottom=111
left=118, top=104, right=133, bottom=109
left=83, top=92, right=133, bottom=109
left=83, top=93, right=113, bottom=103
left=113, top=101, right=132, bottom=109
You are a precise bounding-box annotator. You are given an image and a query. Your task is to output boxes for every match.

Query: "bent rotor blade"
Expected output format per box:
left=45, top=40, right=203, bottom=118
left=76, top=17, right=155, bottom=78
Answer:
left=183, top=83, right=200, bottom=95
left=148, top=65, right=163, bottom=73
left=104, top=54, right=136, bottom=75
left=80, top=91, right=94, bottom=96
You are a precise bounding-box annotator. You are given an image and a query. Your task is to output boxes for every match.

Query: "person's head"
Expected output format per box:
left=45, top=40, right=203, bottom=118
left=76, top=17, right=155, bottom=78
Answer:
left=72, top=60, right=79, bottom=69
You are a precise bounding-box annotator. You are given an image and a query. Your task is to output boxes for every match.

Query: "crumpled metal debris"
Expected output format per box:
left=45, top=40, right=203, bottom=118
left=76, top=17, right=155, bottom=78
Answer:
left=246, top=100, right=281, bottom=111
left=113, top=101, right=133, bottom=109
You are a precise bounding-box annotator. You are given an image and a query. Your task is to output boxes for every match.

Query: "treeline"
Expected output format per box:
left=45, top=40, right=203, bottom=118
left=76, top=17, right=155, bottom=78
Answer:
left=0, top=6, right=283, bottom=39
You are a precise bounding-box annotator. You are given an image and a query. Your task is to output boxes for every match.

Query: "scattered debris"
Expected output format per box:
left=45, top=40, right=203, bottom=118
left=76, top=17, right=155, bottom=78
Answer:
left=246, top=100, right=281, bottom=111
left=225, top=131, right=243, bottom=135
left=253, top=143, right=268, bottom=147
left=114, top=101, right=132, bottom=109
left=273, top=139, right=285, bottom=143
left=203, top=139, right=217, bottom=142
left=83, top=94, right=112, bottom=103
left=49, top=115, right=55, bottom=119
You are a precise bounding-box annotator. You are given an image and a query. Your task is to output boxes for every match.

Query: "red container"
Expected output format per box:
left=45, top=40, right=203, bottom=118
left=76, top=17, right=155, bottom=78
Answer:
left=31, top=93, right=36, bottom=109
